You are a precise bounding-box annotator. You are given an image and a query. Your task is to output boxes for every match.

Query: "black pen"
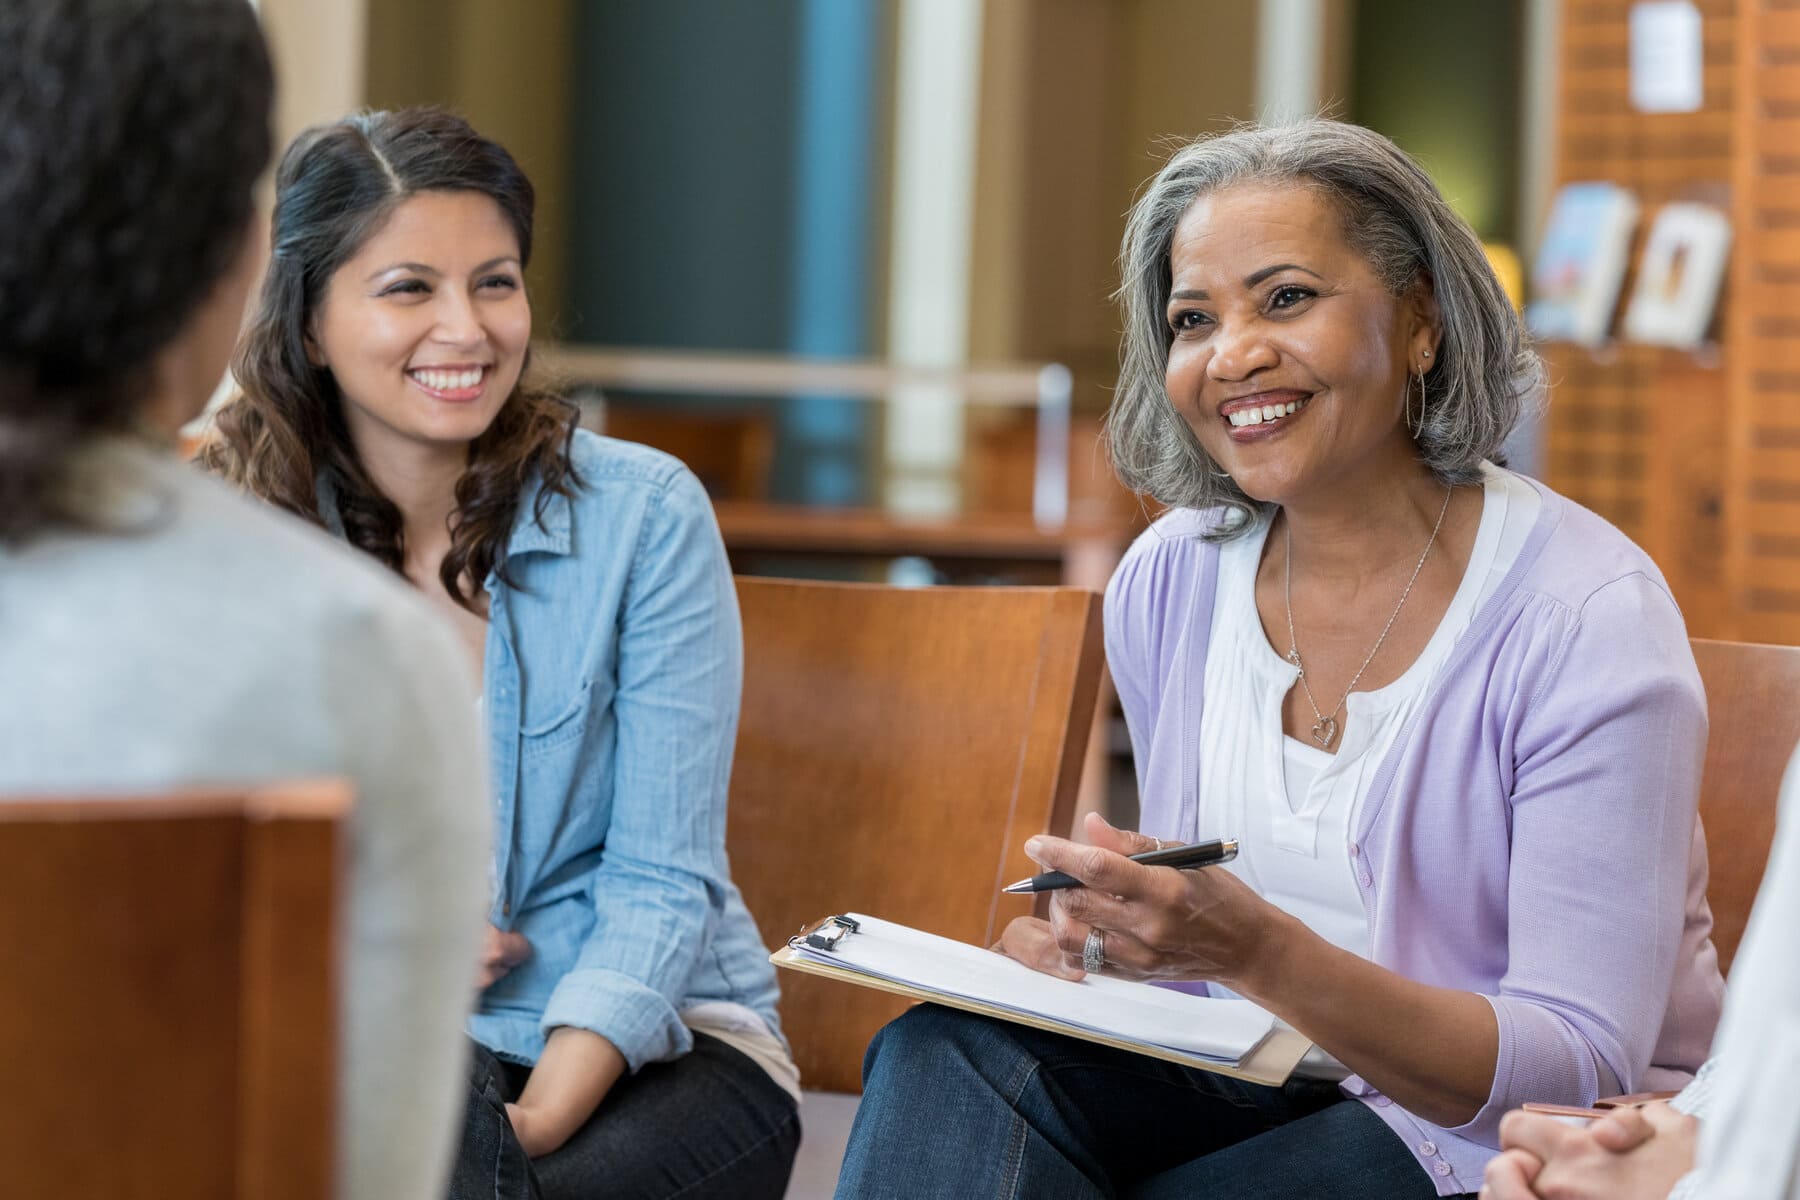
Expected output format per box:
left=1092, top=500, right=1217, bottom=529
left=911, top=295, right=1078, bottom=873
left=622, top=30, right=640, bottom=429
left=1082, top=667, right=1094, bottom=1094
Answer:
left=1001, top=837, right=1240, bottom=894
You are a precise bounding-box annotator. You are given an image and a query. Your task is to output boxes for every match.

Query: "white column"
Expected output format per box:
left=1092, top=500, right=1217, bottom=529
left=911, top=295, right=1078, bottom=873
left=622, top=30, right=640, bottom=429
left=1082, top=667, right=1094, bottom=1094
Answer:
left=1518, top=0, right=1561, bottom=259
left=1257, top=0, right=1325, bottom=126
left=1508, top=0, right=1560, bottom=479
left=884, top=0, right=985, bottom=516
left=260, top=0, right=368, bottom=150
left=192, top=0, right=367, bottom=435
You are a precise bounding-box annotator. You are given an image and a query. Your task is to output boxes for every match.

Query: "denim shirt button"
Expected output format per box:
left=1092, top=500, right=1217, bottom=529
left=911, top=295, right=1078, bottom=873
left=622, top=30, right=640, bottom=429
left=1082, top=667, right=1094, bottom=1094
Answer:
left=1418, top=1141, right=1437, bottom=1157
left=1434, top=1162, right=1453, bottom=1177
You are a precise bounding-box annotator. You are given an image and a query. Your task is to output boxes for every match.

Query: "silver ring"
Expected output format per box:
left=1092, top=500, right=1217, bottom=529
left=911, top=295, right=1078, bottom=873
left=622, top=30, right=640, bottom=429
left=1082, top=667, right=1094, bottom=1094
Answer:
left=1151, top=837, right=1165, bottom=851
left=1082, top=928, right=1106, bottom=973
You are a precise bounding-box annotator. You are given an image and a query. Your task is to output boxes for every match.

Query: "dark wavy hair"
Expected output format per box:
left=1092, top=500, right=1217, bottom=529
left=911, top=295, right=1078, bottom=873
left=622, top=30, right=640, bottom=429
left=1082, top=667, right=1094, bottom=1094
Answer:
left=0, top=0, right=271, bottom=544
left=201, top=107, right=579, bottom=609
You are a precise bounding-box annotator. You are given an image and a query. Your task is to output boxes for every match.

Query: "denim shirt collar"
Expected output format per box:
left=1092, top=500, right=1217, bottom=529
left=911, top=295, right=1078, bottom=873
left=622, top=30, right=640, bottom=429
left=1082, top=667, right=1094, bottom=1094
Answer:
left=504, top=474, right=573, bottom=560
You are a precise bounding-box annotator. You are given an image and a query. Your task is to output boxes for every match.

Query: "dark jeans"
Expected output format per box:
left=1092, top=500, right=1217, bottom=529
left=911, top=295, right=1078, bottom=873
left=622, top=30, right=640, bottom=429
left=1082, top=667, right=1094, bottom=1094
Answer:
left=448, top=1033, right=799, bottom=1200
left=836, top=1005, right=1475, bottom=1200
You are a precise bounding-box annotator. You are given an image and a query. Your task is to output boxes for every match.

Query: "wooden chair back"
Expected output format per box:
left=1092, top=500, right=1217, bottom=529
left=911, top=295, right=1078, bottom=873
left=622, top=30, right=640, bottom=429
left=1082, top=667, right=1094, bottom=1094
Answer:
left=728, top=578, right=1104, bottom=1092
left=0, top=782, right=348, bottom=1199
left=1691, top=637, right=1800, bottom=975
left=599, top=402, right=775, bottom=500
left=963, top=410, right=1146, bottom=527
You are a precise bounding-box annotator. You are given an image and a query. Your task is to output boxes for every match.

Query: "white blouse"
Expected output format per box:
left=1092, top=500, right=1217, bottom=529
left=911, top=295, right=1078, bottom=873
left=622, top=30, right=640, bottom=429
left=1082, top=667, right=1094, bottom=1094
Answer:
left=1197, top=464, right=1540, bottom=962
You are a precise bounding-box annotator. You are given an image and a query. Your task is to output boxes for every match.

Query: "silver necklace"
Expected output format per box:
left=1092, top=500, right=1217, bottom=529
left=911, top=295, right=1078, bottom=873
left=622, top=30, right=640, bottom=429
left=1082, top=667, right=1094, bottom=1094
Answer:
left=1283, top=484, right=1453, bottom=750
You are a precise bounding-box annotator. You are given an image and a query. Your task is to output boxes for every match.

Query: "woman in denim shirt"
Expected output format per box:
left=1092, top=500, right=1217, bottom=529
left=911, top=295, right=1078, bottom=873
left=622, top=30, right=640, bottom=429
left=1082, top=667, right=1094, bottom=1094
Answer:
left=204, top=108, right=798, bottom=1200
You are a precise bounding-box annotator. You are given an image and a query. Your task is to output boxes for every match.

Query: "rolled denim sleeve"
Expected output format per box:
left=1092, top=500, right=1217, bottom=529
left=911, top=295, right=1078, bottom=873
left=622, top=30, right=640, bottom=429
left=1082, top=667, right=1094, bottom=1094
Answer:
left=1454, top=573, right=1708, bottom=1142
left=539, top=467, right=741, bottom=1070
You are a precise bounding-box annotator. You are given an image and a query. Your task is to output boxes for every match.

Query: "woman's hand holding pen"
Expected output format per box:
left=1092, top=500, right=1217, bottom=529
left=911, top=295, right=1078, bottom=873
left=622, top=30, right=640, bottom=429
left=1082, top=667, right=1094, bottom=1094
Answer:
left=1004, top=813, right=1499, bottom=1126
left=997, top=812, right=1291, bottom=993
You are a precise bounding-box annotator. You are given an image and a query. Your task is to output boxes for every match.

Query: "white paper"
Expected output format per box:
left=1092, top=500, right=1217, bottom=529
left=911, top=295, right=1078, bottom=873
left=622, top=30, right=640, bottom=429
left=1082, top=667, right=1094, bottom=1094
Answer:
left=1630, top=1, right=1704, bottom=114
left=794, top=913, right=1276, bottom=1063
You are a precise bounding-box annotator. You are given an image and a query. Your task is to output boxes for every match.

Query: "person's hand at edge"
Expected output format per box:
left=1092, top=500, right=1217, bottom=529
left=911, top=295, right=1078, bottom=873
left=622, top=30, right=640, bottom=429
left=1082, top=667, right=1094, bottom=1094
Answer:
left=477, top=924, right=533, bottom=989
left=1483, top=1104, right=1695, bottom=1200
left=504, top=1026, right=627, bottom=1158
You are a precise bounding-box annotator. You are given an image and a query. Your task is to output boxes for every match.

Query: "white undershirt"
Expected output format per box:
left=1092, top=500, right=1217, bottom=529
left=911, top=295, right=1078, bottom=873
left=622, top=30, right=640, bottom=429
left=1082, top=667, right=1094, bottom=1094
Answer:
left=1193, top=465, right=1537, bottom=1025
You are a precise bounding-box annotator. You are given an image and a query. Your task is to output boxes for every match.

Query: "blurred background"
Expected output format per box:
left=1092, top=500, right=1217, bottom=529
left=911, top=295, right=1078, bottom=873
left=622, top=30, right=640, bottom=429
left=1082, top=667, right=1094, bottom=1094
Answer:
left=256, top=0, right=1796, bottom=653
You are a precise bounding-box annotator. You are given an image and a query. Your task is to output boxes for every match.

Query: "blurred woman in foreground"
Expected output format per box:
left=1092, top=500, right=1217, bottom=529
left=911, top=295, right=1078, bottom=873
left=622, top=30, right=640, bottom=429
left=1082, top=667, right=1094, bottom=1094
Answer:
left=0, top=4, right=487, bottom=1198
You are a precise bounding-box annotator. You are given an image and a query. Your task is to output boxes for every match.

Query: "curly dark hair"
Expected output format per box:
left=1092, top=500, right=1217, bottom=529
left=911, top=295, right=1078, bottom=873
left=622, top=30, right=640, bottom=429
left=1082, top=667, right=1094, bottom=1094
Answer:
left=0, top=0, right=272, bottom=544
left=200, top=107, right=579, bottom=611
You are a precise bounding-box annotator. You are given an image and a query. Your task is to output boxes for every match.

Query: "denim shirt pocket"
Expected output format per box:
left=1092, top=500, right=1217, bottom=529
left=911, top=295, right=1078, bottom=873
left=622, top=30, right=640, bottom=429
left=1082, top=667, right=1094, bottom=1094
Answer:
left=519, top=677, right=594, bottom=756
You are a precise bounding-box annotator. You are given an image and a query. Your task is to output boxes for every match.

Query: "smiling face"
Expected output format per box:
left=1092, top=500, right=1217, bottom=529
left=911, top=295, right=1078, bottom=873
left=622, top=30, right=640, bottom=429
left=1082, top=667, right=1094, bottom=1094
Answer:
left=1162, top=182, right=1438, bottom=509
left=309, top=189, right=530, bottom=462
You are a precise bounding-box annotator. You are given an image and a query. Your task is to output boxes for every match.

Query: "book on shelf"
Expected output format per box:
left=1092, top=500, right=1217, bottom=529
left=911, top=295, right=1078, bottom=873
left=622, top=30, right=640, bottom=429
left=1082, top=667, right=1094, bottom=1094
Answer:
left=1526, top=182, right=1640, bottom=346
left=1622, top=202, right=1731, bottom=349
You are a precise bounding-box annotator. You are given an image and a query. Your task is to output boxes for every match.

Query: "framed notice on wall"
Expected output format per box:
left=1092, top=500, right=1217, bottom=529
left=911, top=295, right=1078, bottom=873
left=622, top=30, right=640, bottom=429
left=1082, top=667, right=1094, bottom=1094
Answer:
left=1630, top=1, right=1704, bottom=114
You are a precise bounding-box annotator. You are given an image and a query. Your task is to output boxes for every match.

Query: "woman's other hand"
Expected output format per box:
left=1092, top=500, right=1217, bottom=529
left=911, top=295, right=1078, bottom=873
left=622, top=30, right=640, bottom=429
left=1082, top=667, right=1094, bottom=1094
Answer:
left=477, top=924, right=533, bottom=989
left=993, top=915, right=1087, bottom=979
left=1026, top=812, right=1290, bottom=991
left=505, top=1027, right=628, bottom=1158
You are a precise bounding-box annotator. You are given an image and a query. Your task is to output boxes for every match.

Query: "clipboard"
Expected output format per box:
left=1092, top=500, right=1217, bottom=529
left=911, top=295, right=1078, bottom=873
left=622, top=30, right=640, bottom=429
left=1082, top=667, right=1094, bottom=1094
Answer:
left=772, top=914, right=1312, bottom=1088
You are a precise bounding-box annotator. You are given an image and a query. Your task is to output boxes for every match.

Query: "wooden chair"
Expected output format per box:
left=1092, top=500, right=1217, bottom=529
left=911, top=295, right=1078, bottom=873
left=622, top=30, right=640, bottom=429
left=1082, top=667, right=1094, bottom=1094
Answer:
left=1691, top=637, right=1800, bottom=975
left=727, top=578, right=1105, bottom=1095
left=597, top=401, right=776, bottom=500
left=0, top=782, right=348, bottom=1199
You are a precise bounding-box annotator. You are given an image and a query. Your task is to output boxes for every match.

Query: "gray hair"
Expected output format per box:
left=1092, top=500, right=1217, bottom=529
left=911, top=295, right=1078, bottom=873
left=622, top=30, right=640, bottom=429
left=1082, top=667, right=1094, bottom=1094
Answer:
left=1107, top=119, right=1543, bottom=534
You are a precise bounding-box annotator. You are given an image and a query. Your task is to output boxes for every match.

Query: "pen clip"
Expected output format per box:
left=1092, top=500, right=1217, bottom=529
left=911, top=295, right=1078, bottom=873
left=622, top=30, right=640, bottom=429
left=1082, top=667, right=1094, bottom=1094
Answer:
left=800, top=913, right=861, bottom=952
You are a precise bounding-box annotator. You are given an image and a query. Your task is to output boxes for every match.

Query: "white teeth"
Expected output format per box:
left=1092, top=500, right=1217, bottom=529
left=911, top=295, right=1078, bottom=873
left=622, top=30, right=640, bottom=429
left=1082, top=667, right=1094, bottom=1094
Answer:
left=1227, top=398, right=1306, bottom=427
left=412, top=367, right=483, bottom=391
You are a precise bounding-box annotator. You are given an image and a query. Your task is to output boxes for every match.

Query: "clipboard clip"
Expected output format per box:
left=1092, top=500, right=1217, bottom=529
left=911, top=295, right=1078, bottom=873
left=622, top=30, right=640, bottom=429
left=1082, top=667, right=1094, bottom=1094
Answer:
left=799, top=913, right=860, bottom=952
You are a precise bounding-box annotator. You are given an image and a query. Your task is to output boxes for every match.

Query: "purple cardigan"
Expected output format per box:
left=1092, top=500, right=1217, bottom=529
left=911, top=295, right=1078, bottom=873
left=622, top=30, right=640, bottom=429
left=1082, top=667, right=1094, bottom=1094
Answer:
left=1105, top=479, right=1725, bottom=1195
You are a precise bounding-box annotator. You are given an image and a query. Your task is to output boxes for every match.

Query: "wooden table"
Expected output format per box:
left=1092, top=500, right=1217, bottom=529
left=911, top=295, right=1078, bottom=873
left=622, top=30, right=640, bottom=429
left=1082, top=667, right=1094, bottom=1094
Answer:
left=713, top=502, right=1130, bottom=589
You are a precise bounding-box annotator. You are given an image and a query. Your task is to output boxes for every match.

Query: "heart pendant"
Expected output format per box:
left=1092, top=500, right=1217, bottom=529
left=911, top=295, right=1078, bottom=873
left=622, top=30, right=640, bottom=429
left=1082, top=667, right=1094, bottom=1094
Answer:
left=1310, top=716, right=1337, bottom=748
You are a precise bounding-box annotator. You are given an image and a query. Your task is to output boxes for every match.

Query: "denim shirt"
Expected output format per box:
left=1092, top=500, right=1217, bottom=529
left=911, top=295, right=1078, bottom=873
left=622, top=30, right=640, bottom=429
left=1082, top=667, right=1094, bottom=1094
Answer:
left=333, top=429, right=782, bottom=1071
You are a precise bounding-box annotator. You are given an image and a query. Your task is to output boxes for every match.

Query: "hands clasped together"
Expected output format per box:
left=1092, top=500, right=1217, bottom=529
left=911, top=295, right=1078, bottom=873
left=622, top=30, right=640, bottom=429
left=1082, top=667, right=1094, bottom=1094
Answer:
left=1481, top=1104, right=1699, bottom=1200
left=995, top=812, right=1284, bottom=994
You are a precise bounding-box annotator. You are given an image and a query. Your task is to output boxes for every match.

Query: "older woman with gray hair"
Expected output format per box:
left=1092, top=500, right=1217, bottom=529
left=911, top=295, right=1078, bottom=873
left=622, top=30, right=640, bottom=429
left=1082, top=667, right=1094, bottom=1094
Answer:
left=835, top=119, right=1723, bottom=1200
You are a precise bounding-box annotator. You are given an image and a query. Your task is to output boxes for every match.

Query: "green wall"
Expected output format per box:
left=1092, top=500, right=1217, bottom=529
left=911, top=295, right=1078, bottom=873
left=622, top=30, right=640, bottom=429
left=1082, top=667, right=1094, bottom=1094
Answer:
left=567, top=1, right=806, bottom=350
left=1349, top=0, right=1524, bottom=243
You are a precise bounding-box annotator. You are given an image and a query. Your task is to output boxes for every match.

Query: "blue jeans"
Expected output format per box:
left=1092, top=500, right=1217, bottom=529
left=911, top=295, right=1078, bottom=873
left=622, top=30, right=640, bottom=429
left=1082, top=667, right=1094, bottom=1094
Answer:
left=449, top=1033, right=798, bottom=1200
left=836, top=1005, right=1470, bottom=1200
